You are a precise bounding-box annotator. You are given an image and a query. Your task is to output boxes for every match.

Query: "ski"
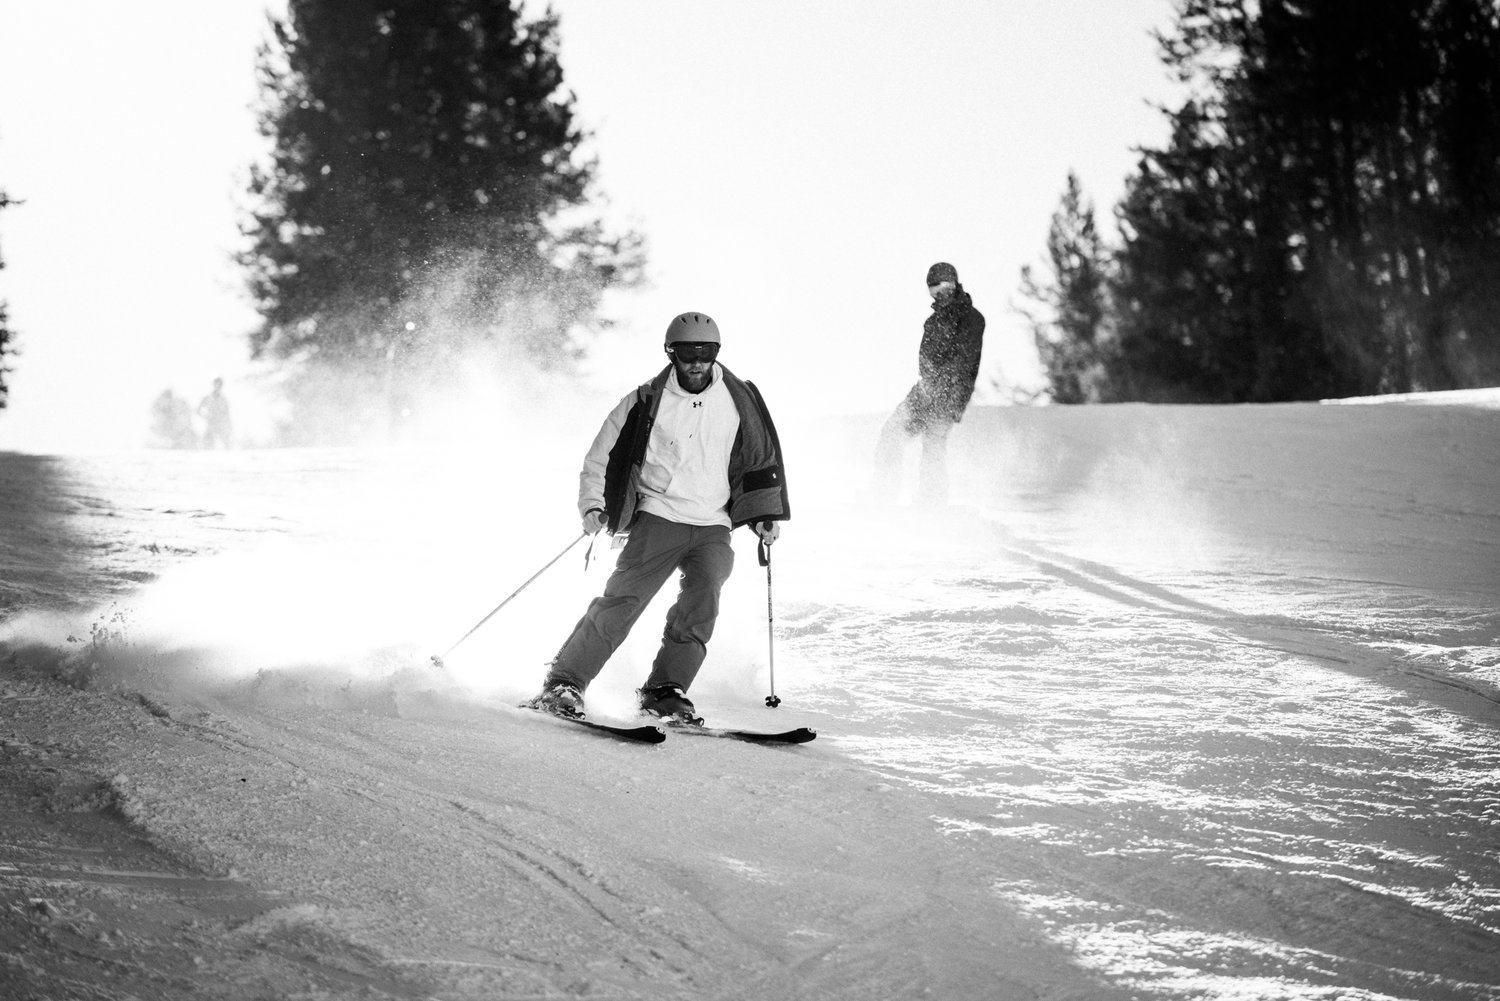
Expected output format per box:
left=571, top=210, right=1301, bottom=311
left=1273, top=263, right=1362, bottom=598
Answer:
left=522, top=707, right=666, bottom=744
left=665, top=723, right=817, bottom=744
left=571, top=717, right=667, bottom=743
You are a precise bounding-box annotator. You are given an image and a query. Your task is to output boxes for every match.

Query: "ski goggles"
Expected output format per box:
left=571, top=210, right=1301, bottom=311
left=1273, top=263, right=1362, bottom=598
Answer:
left=668, top=342, right=720, bottom=363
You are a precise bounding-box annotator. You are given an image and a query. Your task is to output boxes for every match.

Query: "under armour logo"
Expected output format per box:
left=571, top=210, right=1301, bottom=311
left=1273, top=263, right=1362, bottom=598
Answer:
left=692, top=400, right=703, bottom=408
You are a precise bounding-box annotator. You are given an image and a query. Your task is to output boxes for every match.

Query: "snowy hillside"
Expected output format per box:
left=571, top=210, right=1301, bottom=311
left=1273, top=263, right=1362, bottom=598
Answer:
left=2, top=395, right=1499, bottom=1000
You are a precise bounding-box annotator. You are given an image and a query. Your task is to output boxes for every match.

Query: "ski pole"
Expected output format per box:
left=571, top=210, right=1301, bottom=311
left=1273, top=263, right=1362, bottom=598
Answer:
left=430, top=531, right=590, bottom=668
left=759, top=538, right=781, bottom=707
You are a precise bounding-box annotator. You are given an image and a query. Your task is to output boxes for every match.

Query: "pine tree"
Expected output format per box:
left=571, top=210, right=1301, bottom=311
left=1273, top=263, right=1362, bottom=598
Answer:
left=1112, top=98, right=1273, bottom=401
left=1108, top=0, right=1500, bottom=401
left=242, top=0, right=643, bottom=440
left=1018, top=172, right=1111, bottom=403
left=1112, top=4, right=1349, bottom=402
left=1426, top=0, right=1500, bottom=387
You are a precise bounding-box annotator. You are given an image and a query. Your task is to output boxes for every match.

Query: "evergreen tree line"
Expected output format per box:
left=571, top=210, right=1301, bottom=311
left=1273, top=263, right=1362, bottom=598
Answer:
left=1024, top=0, right=1500, bottom=403
left=241, top=0, right=643, bottom=441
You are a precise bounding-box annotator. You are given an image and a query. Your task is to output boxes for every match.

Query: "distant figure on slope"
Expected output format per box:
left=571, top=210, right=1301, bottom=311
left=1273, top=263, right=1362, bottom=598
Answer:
left=149, top=389, right=197, bottom=449
left=197, top=377, right=233, bottom=449
left=526, top=311, right=790, bottom=725
left=874, top=261, right=985, bottom=505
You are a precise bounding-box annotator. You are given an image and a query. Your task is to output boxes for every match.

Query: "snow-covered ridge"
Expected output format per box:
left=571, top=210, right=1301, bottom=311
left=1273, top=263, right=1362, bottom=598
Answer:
left=1325, top=385, right=1500, bottom=408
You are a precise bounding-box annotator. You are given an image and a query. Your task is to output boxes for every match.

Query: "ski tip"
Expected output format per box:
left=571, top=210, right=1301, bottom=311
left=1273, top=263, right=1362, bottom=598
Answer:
left=592, top=722, right=666, bottom=744
left=518, top=703, right=666, bottom=743
left=665, top=723, right=818, bottom=744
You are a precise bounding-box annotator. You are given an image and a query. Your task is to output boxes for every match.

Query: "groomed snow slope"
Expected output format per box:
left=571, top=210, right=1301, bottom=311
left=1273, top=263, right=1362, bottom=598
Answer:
left=2, top=394, right=1498, bottom=1000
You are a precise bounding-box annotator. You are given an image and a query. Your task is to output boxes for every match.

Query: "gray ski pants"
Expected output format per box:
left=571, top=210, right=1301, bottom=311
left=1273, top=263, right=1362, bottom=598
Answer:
left=547, top=513, right=735, bottom=693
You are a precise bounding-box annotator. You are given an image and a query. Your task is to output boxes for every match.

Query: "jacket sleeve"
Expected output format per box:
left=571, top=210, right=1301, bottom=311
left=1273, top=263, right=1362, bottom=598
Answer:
left=578, top=391, right=636, bottom=519
left=725, top=376, right=790, bottom=527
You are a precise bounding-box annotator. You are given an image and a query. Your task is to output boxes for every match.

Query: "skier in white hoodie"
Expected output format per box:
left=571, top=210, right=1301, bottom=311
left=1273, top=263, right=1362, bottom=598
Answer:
left=527, top=311, right=790, bottom=724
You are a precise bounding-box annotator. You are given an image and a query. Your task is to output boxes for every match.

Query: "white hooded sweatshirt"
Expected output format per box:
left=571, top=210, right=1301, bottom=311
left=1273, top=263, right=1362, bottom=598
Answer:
left=634, top=364, right=741, bottom=527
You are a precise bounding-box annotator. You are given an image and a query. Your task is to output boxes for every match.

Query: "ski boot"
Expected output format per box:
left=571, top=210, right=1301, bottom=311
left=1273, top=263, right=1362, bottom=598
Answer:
left=637, top=684, right=704, bottom=725
left=527, top=680, right=585, bottom=719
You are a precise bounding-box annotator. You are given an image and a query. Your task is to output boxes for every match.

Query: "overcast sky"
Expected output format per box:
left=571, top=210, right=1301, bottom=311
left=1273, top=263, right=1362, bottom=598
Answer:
left=0, top=1, right=1179, bottom=451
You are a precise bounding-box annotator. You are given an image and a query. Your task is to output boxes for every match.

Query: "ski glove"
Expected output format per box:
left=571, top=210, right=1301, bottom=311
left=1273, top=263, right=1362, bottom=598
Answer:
left=582, top=508, right=606, bottom=535
left=754, top=520, right=781, bottom=545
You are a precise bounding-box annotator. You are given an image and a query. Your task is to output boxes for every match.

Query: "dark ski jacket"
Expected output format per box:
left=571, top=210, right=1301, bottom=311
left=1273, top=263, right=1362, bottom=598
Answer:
left=582, top=364, right=790, bottom=535
left=907, top=286, right=985, bottom=429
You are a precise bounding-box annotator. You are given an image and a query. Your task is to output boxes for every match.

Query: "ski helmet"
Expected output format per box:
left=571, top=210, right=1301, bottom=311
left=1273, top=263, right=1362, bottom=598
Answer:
left=664, top=312, right=721, bottom=346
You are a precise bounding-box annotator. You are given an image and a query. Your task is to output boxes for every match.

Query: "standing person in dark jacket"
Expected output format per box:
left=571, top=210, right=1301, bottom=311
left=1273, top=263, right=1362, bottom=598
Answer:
left=197, top=377, right=234, bottom=449
left=874, top=261, right=985, bottom=505
left=527, top=311, right=790, bottom=724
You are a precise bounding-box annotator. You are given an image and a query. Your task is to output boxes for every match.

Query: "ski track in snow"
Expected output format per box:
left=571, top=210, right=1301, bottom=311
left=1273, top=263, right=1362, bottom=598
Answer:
left=2, top=399, right=1500, bottom=1000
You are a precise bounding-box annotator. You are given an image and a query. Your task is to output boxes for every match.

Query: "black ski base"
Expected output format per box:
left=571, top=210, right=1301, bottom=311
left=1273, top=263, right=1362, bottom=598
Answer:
left=522, top=706, right=666, bottom=743
left=517, top=704, right=812, bottom=745
left=666, top=723, right=817, bottom=744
